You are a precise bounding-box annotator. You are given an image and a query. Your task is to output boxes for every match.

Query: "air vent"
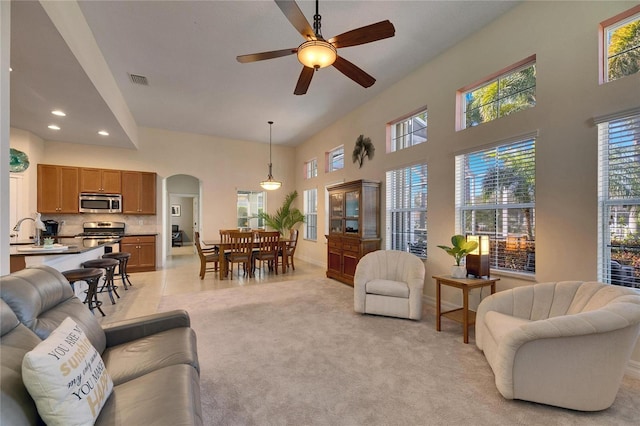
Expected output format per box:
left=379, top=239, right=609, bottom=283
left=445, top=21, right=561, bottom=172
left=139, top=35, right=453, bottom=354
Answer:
left=128, top=73, right=149, bottom=86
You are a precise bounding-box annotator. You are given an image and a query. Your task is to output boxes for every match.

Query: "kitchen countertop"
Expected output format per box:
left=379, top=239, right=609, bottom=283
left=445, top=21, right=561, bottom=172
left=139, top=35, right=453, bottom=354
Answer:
left=9, top=237, right=121, bottom=257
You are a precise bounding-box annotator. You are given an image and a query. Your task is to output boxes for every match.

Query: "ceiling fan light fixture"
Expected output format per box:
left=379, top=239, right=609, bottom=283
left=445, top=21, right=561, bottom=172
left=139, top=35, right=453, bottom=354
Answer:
left=297, top=40, right=337, bottom=69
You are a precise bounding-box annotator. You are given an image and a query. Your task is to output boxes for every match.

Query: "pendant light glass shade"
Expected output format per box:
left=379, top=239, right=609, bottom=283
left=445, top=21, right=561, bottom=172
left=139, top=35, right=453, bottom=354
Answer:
left=260, top=121, right=281, bottom=191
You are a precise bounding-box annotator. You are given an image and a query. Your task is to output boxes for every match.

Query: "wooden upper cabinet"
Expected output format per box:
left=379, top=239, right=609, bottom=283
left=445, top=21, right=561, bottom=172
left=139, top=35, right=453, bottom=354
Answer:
left=79, top=168, right=121, bottom=193
left=122, top=171, right=156, bottom=215
left=37, top=164, right=79, bottom=213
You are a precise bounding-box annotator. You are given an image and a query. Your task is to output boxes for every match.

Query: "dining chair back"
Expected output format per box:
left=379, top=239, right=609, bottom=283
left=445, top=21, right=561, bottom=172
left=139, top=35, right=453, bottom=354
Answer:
left=254, top=231, right=280, bottom=275
left=226, top=231, right=254, bottom=278
left=284, top=229, right=299, bottom=271
left=194, top=231, right=219, bottom=279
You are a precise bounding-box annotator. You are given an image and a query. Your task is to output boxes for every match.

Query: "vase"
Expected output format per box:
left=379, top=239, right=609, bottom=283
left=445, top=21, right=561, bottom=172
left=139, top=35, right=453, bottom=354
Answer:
left=451, top=265, right=467, bottom=279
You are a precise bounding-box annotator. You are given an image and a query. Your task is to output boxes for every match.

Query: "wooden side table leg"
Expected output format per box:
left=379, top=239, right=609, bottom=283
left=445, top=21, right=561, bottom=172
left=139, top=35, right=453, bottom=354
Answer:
left=463, top=288, right=469, bottom=344
left=436, top=279, right=442, bottom=332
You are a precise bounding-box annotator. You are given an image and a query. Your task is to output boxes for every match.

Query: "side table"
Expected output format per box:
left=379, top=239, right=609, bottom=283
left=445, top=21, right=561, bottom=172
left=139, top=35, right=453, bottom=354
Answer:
left=433, top=275, right=499, bottom=344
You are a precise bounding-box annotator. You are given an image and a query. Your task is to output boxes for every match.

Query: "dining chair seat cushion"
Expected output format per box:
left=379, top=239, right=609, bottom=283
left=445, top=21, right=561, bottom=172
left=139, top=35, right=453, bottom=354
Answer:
left=365, top=279, right=410, bottom=298
left=22, top=317, right=113, bottom=426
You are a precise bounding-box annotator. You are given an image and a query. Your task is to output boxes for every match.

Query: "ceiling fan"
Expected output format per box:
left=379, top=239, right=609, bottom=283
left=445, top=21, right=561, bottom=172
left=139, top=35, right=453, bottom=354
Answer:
left=236, top=0, right=395, bottom=95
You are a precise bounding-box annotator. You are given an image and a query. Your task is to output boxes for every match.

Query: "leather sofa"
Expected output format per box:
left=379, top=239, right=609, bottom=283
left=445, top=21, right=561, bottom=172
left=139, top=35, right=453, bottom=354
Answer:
left=475, top=281, right=640, bottom=411
left=354, top=250, right=425, bottom=320
left=0, top=266, right=203, bottom=425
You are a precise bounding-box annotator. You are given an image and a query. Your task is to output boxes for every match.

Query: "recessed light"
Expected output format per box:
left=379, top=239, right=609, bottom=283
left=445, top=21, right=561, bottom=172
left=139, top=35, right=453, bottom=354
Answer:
left=48, top=125, right=60, bottom=130
left=98, top=130, right=109, bottom=136
left=51, top=110, right=66, bottom=117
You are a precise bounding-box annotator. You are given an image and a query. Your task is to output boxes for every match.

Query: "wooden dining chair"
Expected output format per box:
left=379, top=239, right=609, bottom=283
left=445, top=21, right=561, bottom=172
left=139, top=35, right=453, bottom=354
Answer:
left=279, top=229, right=299, bottom=271
left=194, top=231, right=218, bottom=279
left=253, top=231, right=280, bottom=276
left=225, top=231, right=254, bottom=278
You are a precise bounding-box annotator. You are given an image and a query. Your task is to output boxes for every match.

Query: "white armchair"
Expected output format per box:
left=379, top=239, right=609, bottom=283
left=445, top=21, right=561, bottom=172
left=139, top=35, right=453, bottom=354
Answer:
left=354, top=250, right=425, bottom=320
left=476, top=281, right=640, bottom=411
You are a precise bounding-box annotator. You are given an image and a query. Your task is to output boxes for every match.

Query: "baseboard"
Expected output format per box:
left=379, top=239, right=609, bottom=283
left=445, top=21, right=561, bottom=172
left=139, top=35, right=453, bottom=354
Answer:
left=424, top=295, right=640, bottom=379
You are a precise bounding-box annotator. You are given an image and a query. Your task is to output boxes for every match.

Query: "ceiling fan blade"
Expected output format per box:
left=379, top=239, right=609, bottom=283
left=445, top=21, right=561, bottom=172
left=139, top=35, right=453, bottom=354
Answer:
left=275, top=0, right=316, bottom=40
left=332, top=56, right=376, bottom=88
left=236, top=48, right=298, bottom=63
left=328, top=20, right=395, bottom=49
left=294, top=66, right=315, bottom=95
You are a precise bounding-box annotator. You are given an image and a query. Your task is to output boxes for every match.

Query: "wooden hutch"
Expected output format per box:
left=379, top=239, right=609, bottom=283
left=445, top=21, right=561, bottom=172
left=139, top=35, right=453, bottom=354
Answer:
left=326, top=179, right=381, bottom=286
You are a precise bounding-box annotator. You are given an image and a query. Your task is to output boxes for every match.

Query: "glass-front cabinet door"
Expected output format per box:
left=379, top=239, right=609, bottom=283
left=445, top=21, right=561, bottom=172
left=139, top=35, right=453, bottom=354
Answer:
left=344, top=190, right=360, bottom=234
left=330, top=193, right=343, bottom=233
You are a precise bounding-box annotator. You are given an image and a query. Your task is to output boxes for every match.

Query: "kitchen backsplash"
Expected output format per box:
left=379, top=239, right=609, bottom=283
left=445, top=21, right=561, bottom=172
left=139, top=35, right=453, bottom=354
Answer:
left=42, top=214, right=160, bottom=235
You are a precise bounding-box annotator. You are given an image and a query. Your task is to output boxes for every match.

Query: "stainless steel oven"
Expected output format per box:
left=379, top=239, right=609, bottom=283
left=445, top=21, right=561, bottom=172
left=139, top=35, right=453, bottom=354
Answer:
left=79, top=193, right=122, bottom=213
left=77, top=222, right=125, bottom=253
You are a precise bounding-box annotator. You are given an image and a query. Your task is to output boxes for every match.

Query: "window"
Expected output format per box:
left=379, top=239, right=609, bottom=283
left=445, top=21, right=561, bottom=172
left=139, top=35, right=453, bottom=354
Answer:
left=455, top=136, right=536, bottom=274
left=304, top=159, right=318, bottom=179
left=601, top=6, right=640, bottom=83
left=326, top=146, right=344, bottom=172
left=304, top=188, right=318, bottom=240
left=459, top=57, right=536, bottom=129
left=236, top=190, right=265, bottom=229
left=597, top=110, right=640, bottom=287
left=386, top=163, right=427, bottom=258
left=388, top=109, right=427, bottom=152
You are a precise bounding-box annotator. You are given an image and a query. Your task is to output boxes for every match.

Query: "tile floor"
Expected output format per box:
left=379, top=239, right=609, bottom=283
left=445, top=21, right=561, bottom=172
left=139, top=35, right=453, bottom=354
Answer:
left=97, top=245, right=325, bottom=325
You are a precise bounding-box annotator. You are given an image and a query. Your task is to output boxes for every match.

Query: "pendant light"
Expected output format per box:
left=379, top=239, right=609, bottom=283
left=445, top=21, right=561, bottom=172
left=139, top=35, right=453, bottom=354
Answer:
left=260, top=121, right=282, bottom=191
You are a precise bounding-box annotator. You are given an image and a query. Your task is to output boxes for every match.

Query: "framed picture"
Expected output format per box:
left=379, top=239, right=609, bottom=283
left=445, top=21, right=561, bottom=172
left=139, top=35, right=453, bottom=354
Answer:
left=171, top=204, right=181, bottom=217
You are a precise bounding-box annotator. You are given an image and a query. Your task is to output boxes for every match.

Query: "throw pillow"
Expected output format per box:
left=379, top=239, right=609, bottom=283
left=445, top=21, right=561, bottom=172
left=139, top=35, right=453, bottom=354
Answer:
left=22, top=317, right=113, bottom=426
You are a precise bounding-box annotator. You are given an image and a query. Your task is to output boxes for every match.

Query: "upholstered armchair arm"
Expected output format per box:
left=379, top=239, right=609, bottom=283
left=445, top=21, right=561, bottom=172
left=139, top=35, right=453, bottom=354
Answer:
left=475, top=289, right=517, bottom=350
left=103, top=309, right=191, bottom=347
left=353, top=262, right=372, bottom=314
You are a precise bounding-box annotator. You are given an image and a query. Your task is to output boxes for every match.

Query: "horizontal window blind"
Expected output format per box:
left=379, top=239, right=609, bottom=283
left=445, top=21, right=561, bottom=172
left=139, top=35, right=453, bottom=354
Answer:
left=304, top=189, right=318, bottom=241
left=386, top=164, right=427, bottom=258
left=598, top=111, right=640, bottom=287
left=457, top=138, right=536, bottom=273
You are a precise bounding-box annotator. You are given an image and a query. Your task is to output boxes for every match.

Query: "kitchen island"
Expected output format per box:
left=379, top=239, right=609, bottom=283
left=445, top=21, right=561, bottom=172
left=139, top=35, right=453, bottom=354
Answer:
left=9, top=237, right=120, bottom=274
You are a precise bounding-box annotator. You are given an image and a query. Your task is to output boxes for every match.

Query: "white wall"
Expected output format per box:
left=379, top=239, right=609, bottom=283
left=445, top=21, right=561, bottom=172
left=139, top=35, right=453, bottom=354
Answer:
left=292, top=2, right=640, bottom=366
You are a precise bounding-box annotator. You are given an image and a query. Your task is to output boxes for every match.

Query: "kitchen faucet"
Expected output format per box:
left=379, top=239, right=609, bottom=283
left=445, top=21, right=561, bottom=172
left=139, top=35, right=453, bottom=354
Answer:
left=12, top=213, right=46, bottom=245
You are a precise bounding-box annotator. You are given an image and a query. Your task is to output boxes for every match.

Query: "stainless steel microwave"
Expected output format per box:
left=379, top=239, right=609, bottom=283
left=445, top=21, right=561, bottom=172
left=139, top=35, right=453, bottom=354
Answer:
left=79, top=193, right=122, bottom=213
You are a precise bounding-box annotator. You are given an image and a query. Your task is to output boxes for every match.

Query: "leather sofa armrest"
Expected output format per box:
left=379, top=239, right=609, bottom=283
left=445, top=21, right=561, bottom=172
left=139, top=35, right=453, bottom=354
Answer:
left=103, top=309, right=191, bottom=347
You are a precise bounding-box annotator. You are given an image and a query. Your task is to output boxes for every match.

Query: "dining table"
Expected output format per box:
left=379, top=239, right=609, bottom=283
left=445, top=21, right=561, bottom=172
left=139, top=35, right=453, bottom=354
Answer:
left=202, top=237, right=292, bottom=278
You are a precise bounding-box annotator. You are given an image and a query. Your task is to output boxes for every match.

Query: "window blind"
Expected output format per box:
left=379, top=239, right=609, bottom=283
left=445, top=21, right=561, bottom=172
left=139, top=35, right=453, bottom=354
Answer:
left=386, top=163, right=428, bottom=258
left=304, top=189, right=318, bottom=240
left=457, top=138, right=536, bottom=273
left=598, top=111, right=640, bottom=286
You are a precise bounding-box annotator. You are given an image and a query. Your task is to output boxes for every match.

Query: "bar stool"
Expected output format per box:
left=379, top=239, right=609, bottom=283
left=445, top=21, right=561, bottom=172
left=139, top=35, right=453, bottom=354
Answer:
left=61, top=268, right=105, bottom=316
left=82, top=258, right=120, bottom=305
left=102, top=252, right=133, bottom=290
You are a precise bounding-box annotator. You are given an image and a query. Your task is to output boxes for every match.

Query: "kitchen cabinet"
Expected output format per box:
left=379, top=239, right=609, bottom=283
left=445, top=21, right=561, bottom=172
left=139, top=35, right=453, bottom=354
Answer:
left=37, top=164, right=79, bottom=213
left=325, top=180, right=380, bottom=286
left=79, top=168, right=121, bottom=193
left=122, top=171, right=156, bottom=214
left=120, top=236, right=156, bottom=272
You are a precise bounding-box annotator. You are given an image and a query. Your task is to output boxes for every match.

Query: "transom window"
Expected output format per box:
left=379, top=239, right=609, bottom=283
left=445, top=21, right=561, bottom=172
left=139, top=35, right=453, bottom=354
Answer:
left=304, top=159, right=318, bottom=179
left=455, top=136, right=536, bottom=274
left=388, top=109, right=427, bottom=152
left=304, top=188, right=318, bottom=241
left=597, top=110, right=640, bottom=287
left=459, top=57, right=536, bottom=130
left=326, top=146, right=344, bottom=172
left=236, top=190, right=265, bottom=229
left=386, top=163, right=427, bottom=258
left=602, top=7, right=640, bottom=83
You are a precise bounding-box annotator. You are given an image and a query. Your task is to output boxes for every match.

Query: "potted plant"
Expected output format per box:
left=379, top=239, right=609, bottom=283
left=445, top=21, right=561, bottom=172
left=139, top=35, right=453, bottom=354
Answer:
left=256, top=190, right=305, bottom=237
left=437, top=235, right=478, bottom=278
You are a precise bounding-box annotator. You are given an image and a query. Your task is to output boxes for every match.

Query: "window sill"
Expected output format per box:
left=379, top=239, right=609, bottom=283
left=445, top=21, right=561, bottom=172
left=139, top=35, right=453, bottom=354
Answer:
left=490, top=269, right=536, bottom=282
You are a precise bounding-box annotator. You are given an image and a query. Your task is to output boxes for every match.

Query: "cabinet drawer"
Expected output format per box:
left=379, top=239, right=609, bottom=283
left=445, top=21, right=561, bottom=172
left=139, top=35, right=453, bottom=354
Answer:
left=342, top=241, right=360, bottom=252
left=121, top=236, right=156, bottom=244
left=328, top=239, right=342, bottom=249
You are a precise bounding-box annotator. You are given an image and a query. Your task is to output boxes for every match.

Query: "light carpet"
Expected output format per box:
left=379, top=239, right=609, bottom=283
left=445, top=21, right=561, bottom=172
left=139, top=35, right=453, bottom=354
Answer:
left=159, top=278, right=640, bottom=425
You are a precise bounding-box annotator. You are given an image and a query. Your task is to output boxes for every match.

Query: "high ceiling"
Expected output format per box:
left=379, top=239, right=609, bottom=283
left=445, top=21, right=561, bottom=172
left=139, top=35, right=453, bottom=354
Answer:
left=10, top=0, right=519, bottom=148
